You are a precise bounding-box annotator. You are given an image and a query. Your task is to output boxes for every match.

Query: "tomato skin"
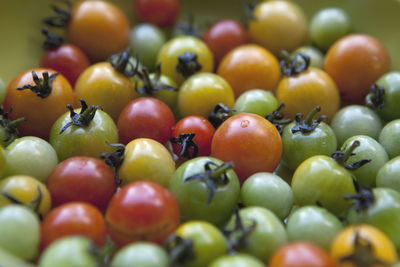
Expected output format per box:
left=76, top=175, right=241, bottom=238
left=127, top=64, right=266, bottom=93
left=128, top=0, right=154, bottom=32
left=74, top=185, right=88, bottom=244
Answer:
left=105, top=181, right=180, bottom=247
left=117, top=97, right=175, bottom=145
left=40, top=44, right=90, bottom=87
left=47, top=156, right=117, bottom=212
left=40, top=202, right=107, bottom=251
left=211, top=113, right=282, bottom=184
left=74, top=62, right=137, bottom=122
left=379, top=120, right=400, bottom=159
left=67, top=0, right=130, bottom=62
left=135, top=0, right=180, bottom=28
left=203, top=19, right=250, bottom=65
left=269, top=242, right=337, bottom=267
left=217, top=44, right=280, bottom=97
left=3, top=68, right=75, bottom=140
left=324, top=34, right=391, bottom=103
left=209, top=254, right=265, bottom=267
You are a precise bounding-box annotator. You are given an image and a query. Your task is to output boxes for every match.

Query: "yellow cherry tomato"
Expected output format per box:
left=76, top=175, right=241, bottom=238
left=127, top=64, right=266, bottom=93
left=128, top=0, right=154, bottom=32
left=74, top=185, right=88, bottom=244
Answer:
left=331, top=224, right=398, bottom=267
left=118, top=138, right=176, bottom=188
left=157, top=36, right=214, bottom=85
left=178, top=73, right=235, bottom=118
left=74, top=62, right=137, bottom=121
left=249, top=0, right=308, bottom=55
left=276, top=67, right=340, bottom=121
left=0, top=175, right=51, bottom=218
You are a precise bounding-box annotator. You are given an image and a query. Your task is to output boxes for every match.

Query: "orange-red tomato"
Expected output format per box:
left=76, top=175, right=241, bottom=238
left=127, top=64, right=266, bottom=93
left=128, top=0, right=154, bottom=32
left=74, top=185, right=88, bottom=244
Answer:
left=324, top=34, right=391, bottom=103
left=3, top=68, right=75, bottom=140
left=211, top=113, right=282, bottom=184
left=67, top=0, right=130, bottom=62
left=217, top=44, right=280, bottom=97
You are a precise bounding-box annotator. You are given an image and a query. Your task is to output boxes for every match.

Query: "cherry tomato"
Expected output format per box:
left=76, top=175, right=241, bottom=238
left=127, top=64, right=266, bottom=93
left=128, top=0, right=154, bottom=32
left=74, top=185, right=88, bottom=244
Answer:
left=40, top=202, right=107, bottom=251
left=330, top=224, right=398, bottom=267
left=117, top=97, right=175, bottom=145
left=67, top=0, right=130, bottom=62
left=324, top=34, right=391, bottom=103
left=171, top=115, right=215, bottom=162
left=248, top=1, right=308, bottom=55
left=157, top=36, right=214, bottom=85
left=376, top=156, right=400, bottom=192
left=47, top=156, right=117, bottom=212
left=0, top=175, right=51, bottom=218
left=3, top=68, right=75, bottom=139
left=135, top=0, right=180, bottom=28
left=233, top=89, right=279, bottom=117
left=269, top=242, right=336, bottom=267
left=211, top=113, right=282, bottom=184
left=203, top=19, right=250, bottom=65
left=291, top=46, right=324, bottom=69
left=105, top=181, right=180, bottom=247
left=0, top=205, right=40, bottom=261
left=178, top=73, right=235, bottom=118
left=117, top=138, right=176, bottom=187
left=209, top=254, right=265, bottom=267
left=379, top=119, right=400, bottom=159
left=217, top=44, right=280, bottom=97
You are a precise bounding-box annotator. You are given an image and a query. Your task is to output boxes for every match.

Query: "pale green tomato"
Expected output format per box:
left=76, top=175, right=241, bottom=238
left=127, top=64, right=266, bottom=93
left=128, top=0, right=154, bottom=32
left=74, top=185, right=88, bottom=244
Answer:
left=0, top=247, right=35, bottom=267
left=234, top=89, right=279, bottom=117
left=0, top=205, right=40, bottom=261
left=379, top=119, right=400, bottom=159
left=291, top=46, right=324, bottom=69
left=4, top=136, right=58, bottom=183
left=376, top=156, right=400, bottom=193
left=209, top=253, right=265, bottom=267
left=241, top=172, right=293, bottom=220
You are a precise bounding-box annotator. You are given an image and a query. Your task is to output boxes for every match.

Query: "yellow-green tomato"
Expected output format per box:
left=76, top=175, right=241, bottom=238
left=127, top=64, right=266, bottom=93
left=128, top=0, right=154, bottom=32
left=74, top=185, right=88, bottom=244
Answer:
left=209, top=253, right=265, bottom=267
left=175, top=221, right=228, bottom=267
left=0, top=145, right=5, bottom=179
left=118, top=138, right=175, bottom=188
left=178, top=73, right=235, bottom=118
left=379, top=119, right=400, bottom=159
left=157, top=36, right=214, bottom=85
left=5, top=136, right=58, bottom=183
left=0, top=175, right=51, bottom=218
left=233, top=89, right=279, bottom=117
left=376, top=156, right=400, bottom=193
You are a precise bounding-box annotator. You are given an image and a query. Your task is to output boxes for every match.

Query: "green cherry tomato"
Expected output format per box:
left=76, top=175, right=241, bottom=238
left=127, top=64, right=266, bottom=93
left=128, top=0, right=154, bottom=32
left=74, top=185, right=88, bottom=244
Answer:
left=376, top=156, right=400, bottom=193
left=347, top=187, right=400, bottom=251
left=110, top=242, right=169, bottom=267
left=291, top=46, right=324, bottom=69
left=286, top=206, right=343, bottom=251
left=379, top=119, right=400, bottom=159
left=241, top=172, right=293, bottom=220
left=366, top=72, right=400, bottom=121
left=38, top=236, right=98, bottom=267
left=331, top=105, right=383, bottom=146
left=0, top=204, right=40, bottom=261
left=4, top=136, right=58, bottom=183
left=309, top=8, right=351, bottom=51
left=281, top=107, right=337, bottom=171
left=291, top=155, right=356, bottom=217
left=224, top=206, right=288, bottom=263
left=0, top=145, right=6, bottom=178
left=169, top=157, right=240, bottom=226
left=0, top=77, right=5, bottom=105
left=0, top=247, right=35, bottom=267
left=233, top=89, right=279, bottom=117
left=341, top=135, right=389, bottom=187
left=130, top=23, right=166, bottom=72
left=209, top=253, right=265, bottom=267
left=174, top=221, right=228, bottom=267
left=49, top=101, right=118, bottom=161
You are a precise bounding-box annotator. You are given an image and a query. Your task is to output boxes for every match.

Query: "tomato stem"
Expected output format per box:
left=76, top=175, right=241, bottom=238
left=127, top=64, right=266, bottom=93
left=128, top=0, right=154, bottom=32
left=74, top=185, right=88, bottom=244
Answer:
left=59, top=99, right=101, bottom=134
left=0, top=108, right=26, bottom=145
left=101, top=142, right=125, bottom=185
left=208, top=103, right=235, bottom=129
left=16, top=71, right=58, bottom=98
left=43, top=0, right=72, bottom=27
left=136, top=64, right=178, bottom=95
left=164, top=234, right=195, bottom=266
left=41, top=27, right=64, bottom=50
left=331, top=140, right=372, bottom=170
left=291, top=106, right=326, bottom=134
left=280, top=51, right=310, bottom=76
left=344, top=179, right=375, bottom=212
left=173, top=13, right=201, bottom=39
left=170, top=133, right=198, bottom=159
left=365, top=83, right=385, bottom=110
left=109, top=49, right=139, bottom=77
left=176, top=52, right=202, bottom=78
left=265, top=102, right=291, bottom=135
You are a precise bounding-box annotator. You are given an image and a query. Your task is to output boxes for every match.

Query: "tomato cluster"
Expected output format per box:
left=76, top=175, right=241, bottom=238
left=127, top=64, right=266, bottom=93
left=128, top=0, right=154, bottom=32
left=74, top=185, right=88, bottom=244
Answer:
left=1, top=0, right=400, bottom=266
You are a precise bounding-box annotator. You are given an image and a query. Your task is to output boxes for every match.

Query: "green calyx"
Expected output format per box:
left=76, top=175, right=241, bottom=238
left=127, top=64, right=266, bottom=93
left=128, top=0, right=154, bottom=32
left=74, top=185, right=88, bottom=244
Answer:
left=280, top=51, right=310, bottom=76
left=265, top=102, right=291, bottom=135
left=170, top=133, right=198, bottom=159
left=0, top=108, right=25, bottom=146
left=365, top=83, right=385, bottom=110
left=109, top=49, right=139, bottom=77
left=331, top=140, right=371, bottom=170
left=100, top=142, right=125, bottom=185
left=164, top=234, right=195, bottom=267
left=59, top=99, right=101, bottom=134
left=43, top=0, right=72, bottom=27
left=176, top=52, right=202, bottom=79
left=41, top=27, right=64, bottom=50
left=17, top=71, right=58, bottom=98
left=208, top=103, right=235, bottom=129
left=291, top=106, right=326, bottom=134
left=136, top=63, right=178, bottom=95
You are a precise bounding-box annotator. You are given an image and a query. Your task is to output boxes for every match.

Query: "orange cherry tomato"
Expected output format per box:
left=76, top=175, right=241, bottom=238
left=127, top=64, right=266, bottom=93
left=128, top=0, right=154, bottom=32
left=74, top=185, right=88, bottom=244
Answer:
left=324, top=34, right=391, bottom=103
left=217, top=44, right=281, bottom=97
left=3, top=68, right=75, bottom=140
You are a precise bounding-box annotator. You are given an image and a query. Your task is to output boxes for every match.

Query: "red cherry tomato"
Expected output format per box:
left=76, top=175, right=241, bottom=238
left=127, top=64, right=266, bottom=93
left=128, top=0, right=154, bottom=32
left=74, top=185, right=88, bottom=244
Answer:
left=105, top=181, right=180, bottom=247
left=135, top=0, right=180, bottom=28
left=47, top=157, right=117, bottom=212
left=40, top=202, right=107, bottom=251
left=117, top=97, right=175, bottom=145
left=203, top=19, right=250, bottom=65
left=171, top=115, right=215, bottom=162
left=40, top=44, right=90, bottom=87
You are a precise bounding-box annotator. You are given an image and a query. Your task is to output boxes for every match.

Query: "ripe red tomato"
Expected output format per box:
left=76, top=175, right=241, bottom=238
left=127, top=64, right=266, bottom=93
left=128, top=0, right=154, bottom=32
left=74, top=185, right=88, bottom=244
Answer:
left=117, top=97, right=175, bottom=145
left=40, top=202, right=107, bottom=251
left=211, top=113, right=282, bottom=184
left=105, top=181, right=180, bottom=247
left=135, top=0, right=180, bottom=28
left=47, top=157, right=117, bottom=212
left=203, top=19, right=250, bottom=65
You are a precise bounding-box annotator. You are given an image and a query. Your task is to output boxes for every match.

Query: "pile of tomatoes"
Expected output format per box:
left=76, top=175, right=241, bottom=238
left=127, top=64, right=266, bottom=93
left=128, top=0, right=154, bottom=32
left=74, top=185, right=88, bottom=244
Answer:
left=1, top=0, right=400, bottom=266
